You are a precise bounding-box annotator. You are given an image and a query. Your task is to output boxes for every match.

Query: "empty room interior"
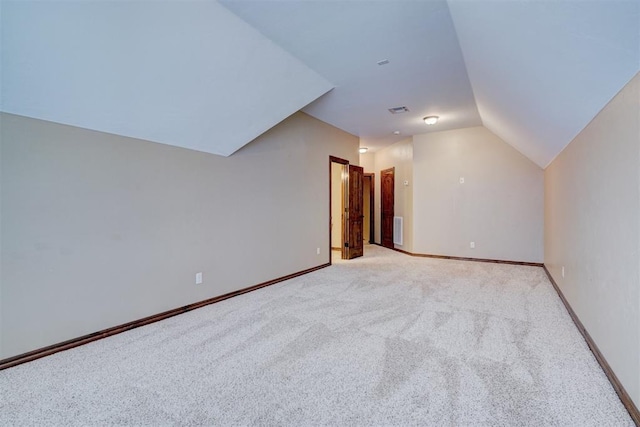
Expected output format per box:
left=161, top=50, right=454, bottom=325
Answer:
left=1, top=0, right=639, bottom=425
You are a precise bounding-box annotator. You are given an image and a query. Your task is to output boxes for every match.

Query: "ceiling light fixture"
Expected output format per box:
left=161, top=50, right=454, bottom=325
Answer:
left=423, top=116, right=439, bottom=125
left=393, top=130, right=401, bottom=135
left=359, top=147, right=368, bottom=154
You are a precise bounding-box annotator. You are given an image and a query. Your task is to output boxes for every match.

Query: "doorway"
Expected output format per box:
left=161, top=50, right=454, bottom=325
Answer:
left=381, top=167, right=395, bottom=248
left=329, top=156, right=364, bottom=262
left=363, top=173, right=374, bottom=244
left=330, top=159, right=347, bottom=259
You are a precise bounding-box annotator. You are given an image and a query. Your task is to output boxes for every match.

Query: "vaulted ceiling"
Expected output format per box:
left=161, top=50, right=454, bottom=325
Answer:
left=1, top=1, right=332, bottom=156
left=448, top=0, right=640, bottom=167
left=220, top=0, right=482, bottom=152
left=2, top=1, right=638, bottom=167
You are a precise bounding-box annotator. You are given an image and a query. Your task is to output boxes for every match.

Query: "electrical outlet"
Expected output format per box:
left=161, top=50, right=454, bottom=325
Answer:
left=562, top=266, right=565, bottom=278
left=460, top=177, right=465, bottom=184
left=316, top=247, right=320, bottom=255
left=470, top=241, right=475, bottom=249
left=195, top=272, right=203, bottom=285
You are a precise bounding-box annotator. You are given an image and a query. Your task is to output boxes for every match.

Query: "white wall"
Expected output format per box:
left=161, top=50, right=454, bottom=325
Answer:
left=413, top=126, right=543, bottom=262
left=0, top=112, right=358, bottom=359
left=373, top=138, right=413, bottom=251
left=545, top=73, right=640, bottom=407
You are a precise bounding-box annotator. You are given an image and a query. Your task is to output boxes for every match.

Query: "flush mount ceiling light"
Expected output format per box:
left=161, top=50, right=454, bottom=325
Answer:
left=359, top=147, right=368, bottom=154
left=423, top=116, right=439, bottom=125
left=393, top=130, right=401, bottom=135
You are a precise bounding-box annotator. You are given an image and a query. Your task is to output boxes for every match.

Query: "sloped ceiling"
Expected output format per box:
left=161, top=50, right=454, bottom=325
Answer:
left=221, top=0, right=481, bottom=152
left=448, top=0, right=640, bottom=167
left=0, top=1, right=332, bottom=156
left=223, top=0, right=639, bottom=167
left=2, top=1, right=638, bottom=165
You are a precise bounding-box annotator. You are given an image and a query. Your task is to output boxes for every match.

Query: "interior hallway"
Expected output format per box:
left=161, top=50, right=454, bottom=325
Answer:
left=0, top=246, right=631, bottom=425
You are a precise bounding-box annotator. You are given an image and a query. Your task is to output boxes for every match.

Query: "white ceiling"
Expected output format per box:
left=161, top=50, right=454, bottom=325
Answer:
left=220, top=0, right=482, bottom=153
left=2, top=1, right=638, bottom=166
left=222, top=0, right=639, bottom=167
left=1, top=1, right=332, bottom=156
left=448, top=0, right=640, bottom=167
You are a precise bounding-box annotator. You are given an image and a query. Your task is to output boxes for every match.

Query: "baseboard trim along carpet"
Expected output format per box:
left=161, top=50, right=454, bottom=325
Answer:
left=543, top=265, right=640, bottom=425
left=0, top=263, right=331, bottom=371
left=375, top=244, right=544, bottom=267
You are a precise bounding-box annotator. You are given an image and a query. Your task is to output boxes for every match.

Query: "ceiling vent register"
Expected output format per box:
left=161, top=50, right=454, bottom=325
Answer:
left=388, top=106, right=409, bottom=114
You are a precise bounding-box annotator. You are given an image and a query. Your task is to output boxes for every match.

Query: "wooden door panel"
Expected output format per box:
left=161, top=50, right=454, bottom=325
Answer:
left=364, top=174, right=375, bottom=244
left=381, top=168, right=394, bottom=248
left=347, top=164, right=364, bottom=259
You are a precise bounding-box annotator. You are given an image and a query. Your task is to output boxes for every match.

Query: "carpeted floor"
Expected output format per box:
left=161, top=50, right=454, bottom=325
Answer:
left=0, top=245, right=633, bottom=426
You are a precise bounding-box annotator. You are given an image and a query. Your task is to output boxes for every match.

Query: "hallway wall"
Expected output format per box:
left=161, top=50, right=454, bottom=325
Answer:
left=373, top=138, right=413, bottom=252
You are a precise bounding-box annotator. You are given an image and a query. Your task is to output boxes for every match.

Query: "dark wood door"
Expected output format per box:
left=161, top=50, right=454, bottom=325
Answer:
left=364, top=173, right=375, bottom=244
left=347, top=164, right=364, bottom=259
left=381, top=167, right=395, bottom=248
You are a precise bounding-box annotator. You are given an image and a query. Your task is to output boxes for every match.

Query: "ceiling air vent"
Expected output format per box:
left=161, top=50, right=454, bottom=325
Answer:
left=388, top=106, right=409, bottom=114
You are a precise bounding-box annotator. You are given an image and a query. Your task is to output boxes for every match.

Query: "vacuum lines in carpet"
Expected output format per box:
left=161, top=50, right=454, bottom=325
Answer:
left=0, top=245, right=633, bottom=426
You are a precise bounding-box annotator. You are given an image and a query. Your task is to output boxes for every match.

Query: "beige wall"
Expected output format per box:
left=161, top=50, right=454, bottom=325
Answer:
left=373, top=138, right=413, bottom=251
left=0, top=134, right=3, bottom=357
left=0, top=112, right=358, bottom=359
left=545, top=73, right=640, bottom=407
left=331, top=163, right=343, bottom=249
left=359, top=152, right=375, bottom=173
left=413, top=127, right=543, bottom=262
left=360, top=152, right=374, bottom=245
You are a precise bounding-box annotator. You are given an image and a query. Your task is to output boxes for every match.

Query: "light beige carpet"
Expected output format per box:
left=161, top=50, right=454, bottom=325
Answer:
left=0, top=245, right=633, bottom=425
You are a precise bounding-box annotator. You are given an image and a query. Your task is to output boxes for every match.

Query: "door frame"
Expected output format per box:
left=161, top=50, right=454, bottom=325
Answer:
left=364, top=173, right=375, bottom=244
left=329, top=156, right=349, bottom=263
